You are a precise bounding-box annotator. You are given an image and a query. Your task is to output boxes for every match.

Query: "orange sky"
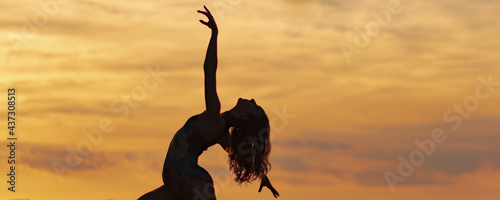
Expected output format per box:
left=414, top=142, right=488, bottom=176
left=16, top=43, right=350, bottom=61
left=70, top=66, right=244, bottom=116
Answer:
left=1, top=0, right=500, bottom=199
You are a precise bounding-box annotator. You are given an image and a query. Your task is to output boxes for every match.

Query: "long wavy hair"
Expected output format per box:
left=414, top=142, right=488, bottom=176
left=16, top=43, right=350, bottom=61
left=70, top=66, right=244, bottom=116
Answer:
left=228, top=107, right=271, bottom=184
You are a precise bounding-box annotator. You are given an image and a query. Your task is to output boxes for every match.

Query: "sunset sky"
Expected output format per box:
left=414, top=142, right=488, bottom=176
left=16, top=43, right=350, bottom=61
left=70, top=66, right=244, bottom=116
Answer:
left=1, top=0, right=500, bottom=199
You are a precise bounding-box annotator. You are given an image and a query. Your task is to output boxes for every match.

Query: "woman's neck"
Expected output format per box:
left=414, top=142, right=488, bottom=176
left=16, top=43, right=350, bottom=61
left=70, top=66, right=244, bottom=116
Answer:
left=222, top=110, right=239, bottom=128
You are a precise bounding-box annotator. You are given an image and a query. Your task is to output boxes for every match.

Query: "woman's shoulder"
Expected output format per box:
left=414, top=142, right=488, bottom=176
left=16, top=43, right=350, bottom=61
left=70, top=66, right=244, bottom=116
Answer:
left=186, top=111, right=206, bottom=122
left=197, top=111, right=227, bottom=142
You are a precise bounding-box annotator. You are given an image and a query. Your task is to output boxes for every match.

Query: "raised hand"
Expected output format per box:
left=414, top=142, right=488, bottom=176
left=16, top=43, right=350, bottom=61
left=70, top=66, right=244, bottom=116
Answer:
left=197, top=6, right=218, bottom=33
left=259, top=175, right=279, bottom=198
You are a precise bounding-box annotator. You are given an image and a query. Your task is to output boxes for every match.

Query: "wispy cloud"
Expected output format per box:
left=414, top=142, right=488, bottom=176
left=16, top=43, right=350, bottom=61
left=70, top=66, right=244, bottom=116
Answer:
left=2, top=0, right=500, bottom=199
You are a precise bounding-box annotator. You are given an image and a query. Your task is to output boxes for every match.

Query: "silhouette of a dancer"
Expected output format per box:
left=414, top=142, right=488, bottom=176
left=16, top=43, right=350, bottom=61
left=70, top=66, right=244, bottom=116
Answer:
left=138, top=6, right=279, bottom=200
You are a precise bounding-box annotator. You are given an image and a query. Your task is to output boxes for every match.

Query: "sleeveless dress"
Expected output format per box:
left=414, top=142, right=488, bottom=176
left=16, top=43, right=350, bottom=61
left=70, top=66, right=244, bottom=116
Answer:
left=162, top=111, right=233, bottom=197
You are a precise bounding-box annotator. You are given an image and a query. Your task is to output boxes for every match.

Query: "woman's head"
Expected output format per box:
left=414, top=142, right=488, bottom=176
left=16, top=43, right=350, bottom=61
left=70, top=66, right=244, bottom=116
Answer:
left=231, top=98, right=259, bottom=121
left=228, top=98, right=271, bottom=184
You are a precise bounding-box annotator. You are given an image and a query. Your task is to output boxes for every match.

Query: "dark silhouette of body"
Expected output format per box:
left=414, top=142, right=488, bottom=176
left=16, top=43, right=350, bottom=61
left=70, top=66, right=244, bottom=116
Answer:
left=138, top=6, right=279, bottom=200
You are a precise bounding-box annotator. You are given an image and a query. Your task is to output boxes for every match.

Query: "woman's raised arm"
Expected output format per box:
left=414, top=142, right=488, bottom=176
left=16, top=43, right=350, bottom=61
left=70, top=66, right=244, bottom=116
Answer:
left=198, top=6, right=220, bottom=119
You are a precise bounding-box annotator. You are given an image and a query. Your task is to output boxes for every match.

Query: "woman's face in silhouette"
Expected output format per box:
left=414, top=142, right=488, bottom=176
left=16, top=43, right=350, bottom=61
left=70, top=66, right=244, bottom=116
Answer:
left=234, top=98, right=259, bottom=117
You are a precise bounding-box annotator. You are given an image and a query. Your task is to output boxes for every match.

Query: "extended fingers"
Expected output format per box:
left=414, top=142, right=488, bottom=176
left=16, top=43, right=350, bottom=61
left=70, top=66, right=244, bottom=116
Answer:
left=204, top=5, right=211, bottom=14
left=272, top=188, right=279, bottom=197
left=199, top=20, right=208, bottom=26
left=197, top=10, right=207, bottom=16
left=198, top=10, right=214, bottom=22
left=199, top=6, right=214, bottom=20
